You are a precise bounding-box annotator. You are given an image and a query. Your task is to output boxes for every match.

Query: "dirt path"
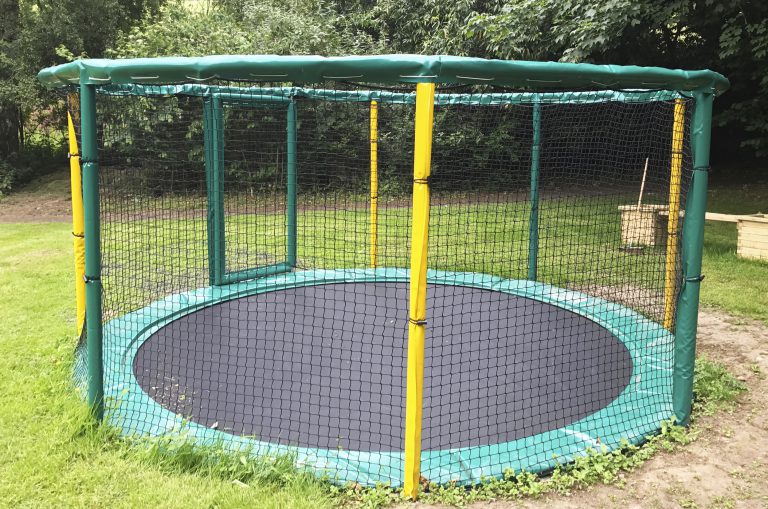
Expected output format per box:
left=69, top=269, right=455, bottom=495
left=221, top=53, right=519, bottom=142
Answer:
left=0, top=193, right=71, bottom=223
left=466, top=310, right=768, bottom=509
left=0, top=172, right=71, bottom=223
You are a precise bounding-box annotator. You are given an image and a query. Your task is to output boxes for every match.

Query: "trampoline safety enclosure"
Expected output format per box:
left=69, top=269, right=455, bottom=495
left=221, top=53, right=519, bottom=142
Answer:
left=37, top=55, right=728, bottom=499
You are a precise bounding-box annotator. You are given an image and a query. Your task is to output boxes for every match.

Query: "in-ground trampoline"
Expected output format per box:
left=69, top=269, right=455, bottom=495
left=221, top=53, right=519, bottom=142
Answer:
left=41, top=55, right=727, bottom=496
left=108, top=269, right=672, bottom=485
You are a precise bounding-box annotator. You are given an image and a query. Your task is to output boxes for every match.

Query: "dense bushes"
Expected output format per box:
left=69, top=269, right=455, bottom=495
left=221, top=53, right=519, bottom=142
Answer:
left=0, top=138, right=66, bottom=197
left=1, top=0, right=766, bottom=196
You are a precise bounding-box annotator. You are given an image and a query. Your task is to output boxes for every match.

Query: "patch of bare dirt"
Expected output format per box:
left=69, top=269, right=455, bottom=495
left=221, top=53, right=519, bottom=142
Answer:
left=0, top=171, right=72, bottom=223
left=469, top=310, right=768, bottom=509
left=0, top=192, right=72, bottom=223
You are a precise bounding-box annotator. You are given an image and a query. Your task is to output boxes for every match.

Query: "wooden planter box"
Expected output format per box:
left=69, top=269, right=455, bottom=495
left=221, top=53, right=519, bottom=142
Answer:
left=618, top=204, right=669, bottom=247
left=617, top=207, right=767, bottom=260
left=700, top=212, right=768, bottom=261
left=737, top=214, right=768, bottom=261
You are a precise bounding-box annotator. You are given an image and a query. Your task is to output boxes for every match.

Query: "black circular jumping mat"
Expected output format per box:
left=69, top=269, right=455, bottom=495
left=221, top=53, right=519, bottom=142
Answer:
left=133, top=282, right=632, bottom=452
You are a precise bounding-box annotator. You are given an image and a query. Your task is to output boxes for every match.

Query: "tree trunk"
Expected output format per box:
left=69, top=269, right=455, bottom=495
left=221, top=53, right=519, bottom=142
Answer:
left=0, top=105, right=21, bottom=158
left=0, top=0, right=20, bottom=158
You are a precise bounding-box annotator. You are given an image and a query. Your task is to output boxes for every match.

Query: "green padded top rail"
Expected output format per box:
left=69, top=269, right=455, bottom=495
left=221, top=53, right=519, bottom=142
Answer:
left=37, top=55, right=730, bottom=92
left=97, top=83, right=684, bottom=104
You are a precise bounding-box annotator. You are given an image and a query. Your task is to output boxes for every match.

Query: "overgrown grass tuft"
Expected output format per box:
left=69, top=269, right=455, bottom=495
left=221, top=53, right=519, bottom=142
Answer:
left=693, top=356, right=748, bottom=416
left=126, top=435, right=313, bottom=487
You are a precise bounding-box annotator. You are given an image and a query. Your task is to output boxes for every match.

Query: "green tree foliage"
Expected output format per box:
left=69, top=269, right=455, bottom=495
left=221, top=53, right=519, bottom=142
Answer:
left=358, top=0, right=505, bottom=55
left=0, top=0, right=27, bottom=162
left=213, top=0, right=343, bottom=54
left=111, top=0, right=398, bottom=58
left=466, top=0, right=768, bottom=156
left=1, top=0, right=766, bottom=197
left=110, top=1, right=254, bottom=57
left=0, top=0, right=163, bottom=193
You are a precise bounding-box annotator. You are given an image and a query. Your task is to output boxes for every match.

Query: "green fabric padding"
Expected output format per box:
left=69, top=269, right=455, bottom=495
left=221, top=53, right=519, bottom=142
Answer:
left=92, top=268, right=674, bottom=487
left=673, top=91, right=714, bottom=425
left=80, top=83, right=105, bottom=419
left=94, top=83, right=684, bottom=105
left=37, top=55, right=729, bottom=92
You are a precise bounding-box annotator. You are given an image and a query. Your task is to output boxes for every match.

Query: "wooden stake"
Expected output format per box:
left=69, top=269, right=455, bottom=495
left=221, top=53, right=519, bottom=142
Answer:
left=637, top=157, right=649, bottom=209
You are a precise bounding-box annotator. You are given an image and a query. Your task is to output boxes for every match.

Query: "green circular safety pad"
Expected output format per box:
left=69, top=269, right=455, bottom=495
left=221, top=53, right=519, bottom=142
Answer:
left=91, top=268, right=674, bottom=486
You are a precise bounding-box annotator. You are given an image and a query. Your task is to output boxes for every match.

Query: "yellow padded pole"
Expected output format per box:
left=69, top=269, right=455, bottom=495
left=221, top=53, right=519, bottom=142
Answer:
left=370, top=100, right=379, bottom=268
left=664, top=98, right=686, bottom=330
left=67, top=99, right=86, bottom=337
left=403, top=83, right=435, bottom=500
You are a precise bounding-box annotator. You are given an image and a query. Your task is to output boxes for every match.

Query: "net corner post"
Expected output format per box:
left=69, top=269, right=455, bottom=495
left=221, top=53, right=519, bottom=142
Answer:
left=80, top=80, right=104, bottom=421
left=403, top=82, right=436, bottom=500
left=672, top=89, right=715, bottom=426
left=287, top=99, right=298, bottom=268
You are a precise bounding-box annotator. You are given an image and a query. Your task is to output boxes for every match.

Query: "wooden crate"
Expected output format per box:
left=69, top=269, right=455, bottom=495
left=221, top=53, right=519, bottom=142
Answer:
left=618, top=204, right=668, bottom=246
left=737, top=214, right=768, bottom=261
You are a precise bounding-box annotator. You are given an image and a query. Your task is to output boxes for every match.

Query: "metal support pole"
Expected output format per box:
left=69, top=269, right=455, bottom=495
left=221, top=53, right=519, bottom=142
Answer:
left=673, top=90, right=714, bottom=425
left=370, top=100, right=379, bottom=269
left=528, top=98, right=541, bottom=281
left=67, top=100, right=86, bottom=337
left=204, top=96, right=225, bottom=285
left=80, top=82, right=103, bottom=420
left=663, top=98, right=687, bottom=329
left=287, top=100, right=298, bottom=267
left=403, top=83, right=435, bottom=500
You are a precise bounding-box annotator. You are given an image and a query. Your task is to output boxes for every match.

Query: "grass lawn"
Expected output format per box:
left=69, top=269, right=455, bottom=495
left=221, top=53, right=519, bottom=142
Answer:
left=0, top=180, right=765, bottom=507
left=0, top=224, right=336, bottom=508
left=700, top=185, right=768, bottom=322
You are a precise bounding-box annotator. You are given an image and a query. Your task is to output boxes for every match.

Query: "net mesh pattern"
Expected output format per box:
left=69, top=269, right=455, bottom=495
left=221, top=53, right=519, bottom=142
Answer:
left=221, top=99, right=288, bottom=275
left=67, top=82, right=694, bottom=486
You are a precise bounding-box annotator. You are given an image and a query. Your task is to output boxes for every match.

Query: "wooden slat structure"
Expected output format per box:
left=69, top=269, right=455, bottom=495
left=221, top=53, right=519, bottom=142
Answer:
left=737, top=215, right=768, bottom=261
left=704, top=212, right=768, bottom=261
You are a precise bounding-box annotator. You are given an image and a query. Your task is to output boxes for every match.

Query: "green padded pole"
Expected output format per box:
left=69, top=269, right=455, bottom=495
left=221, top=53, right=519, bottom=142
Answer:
left=213, top=96, right=226, bottom=284
left=528, top=98, right=541, bottom=281
left=204, top=96, right=225, bottom=285
left=80, top=82, right=104, bottom=420
left=673, top=90, right=714, bottom=425
left=287, top=100, right=297, bottom=267
left=203, top=98, right=215, bottom=285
